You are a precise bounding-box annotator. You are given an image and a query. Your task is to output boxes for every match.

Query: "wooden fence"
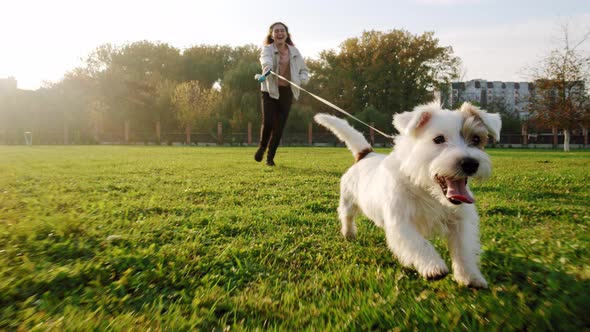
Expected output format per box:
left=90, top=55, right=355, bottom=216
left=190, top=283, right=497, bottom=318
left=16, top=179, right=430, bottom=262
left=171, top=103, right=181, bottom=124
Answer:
left=1, top=121, right=588, bottom=148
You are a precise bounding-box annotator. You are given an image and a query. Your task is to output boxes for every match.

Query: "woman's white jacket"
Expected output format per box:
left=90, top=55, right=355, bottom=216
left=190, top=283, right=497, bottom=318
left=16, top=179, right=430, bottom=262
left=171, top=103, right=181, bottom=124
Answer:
left=259, top=44, right=309, bottom=100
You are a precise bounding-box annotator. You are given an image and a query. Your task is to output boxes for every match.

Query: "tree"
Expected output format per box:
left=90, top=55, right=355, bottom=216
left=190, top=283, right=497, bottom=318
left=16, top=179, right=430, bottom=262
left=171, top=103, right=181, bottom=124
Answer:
left=485, top=95, right=522, bottom=134
left=154, top=79, right=179, bottom=138
left=0, top=89, right=40, bottom=143
left=182, top=45, right=232, bottom=88
left=42, top=69, right=98, bottom=143
left=218, top=60, right=261, bottom=132
left=306, top=30, right=460, bottom=133
left=171, top=81, right=220, bottom=144
left=84, top=41, right=182, bottom=137
left=526, top=24, right=590, bottom=151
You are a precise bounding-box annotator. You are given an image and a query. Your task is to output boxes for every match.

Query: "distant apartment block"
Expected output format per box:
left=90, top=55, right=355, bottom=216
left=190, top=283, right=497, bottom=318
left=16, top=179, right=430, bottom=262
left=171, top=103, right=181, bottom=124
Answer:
left=445, top=79, right=531, bottom=119
left=0, top=77, right=18, bottom=95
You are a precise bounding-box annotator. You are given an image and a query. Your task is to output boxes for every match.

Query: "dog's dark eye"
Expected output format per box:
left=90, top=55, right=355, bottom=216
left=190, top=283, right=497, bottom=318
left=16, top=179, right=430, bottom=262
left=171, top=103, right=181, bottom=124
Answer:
left=433, top=135, right=446, bottom=144
left=472, top=136, right=481, bottom=145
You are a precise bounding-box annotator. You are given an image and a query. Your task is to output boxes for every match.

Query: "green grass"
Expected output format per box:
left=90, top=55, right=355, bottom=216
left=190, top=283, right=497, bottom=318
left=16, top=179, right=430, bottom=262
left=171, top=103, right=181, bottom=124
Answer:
left=0, top=146, right=589, bottom=331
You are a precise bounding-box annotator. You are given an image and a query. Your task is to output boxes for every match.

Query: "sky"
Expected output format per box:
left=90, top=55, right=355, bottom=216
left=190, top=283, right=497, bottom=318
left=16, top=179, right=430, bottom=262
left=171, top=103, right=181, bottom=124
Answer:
left=1, top=0, right=589, bottom=90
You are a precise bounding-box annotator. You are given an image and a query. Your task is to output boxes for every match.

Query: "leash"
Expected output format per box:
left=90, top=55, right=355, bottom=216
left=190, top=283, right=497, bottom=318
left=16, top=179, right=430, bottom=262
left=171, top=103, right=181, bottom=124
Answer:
left=258, top=70, right=395, bottom=139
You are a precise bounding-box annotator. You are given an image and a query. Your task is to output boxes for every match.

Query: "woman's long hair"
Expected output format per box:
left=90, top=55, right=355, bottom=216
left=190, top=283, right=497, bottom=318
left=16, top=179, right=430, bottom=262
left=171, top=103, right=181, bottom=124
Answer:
left=264, top=22, right=294, bottom=46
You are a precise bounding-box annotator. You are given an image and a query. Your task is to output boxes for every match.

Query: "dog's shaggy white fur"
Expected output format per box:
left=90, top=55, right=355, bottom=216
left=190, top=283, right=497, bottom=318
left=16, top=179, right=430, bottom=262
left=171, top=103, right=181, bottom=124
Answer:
left=314, top=102, right=501, bottom=288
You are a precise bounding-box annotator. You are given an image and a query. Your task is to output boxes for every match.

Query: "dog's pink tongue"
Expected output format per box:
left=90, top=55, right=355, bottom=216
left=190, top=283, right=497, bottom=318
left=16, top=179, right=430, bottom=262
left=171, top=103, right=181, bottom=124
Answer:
left=446, top=179, right=474, bottom=204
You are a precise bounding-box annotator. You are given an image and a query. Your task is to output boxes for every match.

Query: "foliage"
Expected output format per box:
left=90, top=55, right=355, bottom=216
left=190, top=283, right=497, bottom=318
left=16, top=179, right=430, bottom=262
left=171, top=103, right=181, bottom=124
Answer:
left=526, top=24, right=590, bottom=149
left=305, top=30, right=460, bottom=133
left=154, top=79, right=181, bottom=133
left=354, top=105, right=393, bottom=134
left=528, top=79, right=589, bottom=129
left=484, top=95, right=523, bottom=134
left=171, top=81, right=220, bottom=132
left=1, top=30, right=460, bottom=141
left=96, top=41, right=183, bottom=129
left=0, top=90, right=40, bottom=142
left=0, top=146, right=588, bottom=330
left=285, top=104, right=315, bottom=133
left=217, top=49, right=261, bottom=132
left=181, top=45, right=233, bottom=89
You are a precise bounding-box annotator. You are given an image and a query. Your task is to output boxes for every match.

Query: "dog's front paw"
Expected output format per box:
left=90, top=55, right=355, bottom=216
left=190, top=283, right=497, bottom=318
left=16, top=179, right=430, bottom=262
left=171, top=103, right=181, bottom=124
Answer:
left=454, top=272, right=488, bottom=289
left=417, top=261, right=449, bottom=280
left=341, top=224, right=356, bottom=240
left=468, top=277, right=488, bottom=289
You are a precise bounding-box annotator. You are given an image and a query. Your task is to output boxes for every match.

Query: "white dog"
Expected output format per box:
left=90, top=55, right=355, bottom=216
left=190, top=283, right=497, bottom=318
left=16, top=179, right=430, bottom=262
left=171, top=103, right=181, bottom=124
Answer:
left=314, top=102, right=501, bottom=288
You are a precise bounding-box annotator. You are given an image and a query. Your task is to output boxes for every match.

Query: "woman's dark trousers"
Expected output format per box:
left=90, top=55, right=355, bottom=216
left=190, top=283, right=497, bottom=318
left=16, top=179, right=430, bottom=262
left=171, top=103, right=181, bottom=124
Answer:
left=258, top=86, right=293, bottom=164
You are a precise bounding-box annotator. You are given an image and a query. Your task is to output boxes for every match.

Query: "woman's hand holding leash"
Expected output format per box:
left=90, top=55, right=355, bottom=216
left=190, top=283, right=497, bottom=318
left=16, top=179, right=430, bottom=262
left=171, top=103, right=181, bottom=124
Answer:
left=254, top=68, right=272, bottom=82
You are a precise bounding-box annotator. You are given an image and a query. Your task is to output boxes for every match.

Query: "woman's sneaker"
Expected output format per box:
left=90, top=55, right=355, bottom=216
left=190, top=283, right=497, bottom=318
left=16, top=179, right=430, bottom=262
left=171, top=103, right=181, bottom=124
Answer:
left=254, top=147, right=265, bottom=162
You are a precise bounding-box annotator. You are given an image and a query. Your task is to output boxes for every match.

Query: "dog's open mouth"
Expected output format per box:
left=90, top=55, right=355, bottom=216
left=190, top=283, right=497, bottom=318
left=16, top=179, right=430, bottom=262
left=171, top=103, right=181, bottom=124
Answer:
left=436, top=175, right=474, bottom=205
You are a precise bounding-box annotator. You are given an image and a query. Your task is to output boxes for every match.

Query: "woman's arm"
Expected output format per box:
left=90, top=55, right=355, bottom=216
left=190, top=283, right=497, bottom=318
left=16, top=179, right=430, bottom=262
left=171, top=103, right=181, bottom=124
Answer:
left=259, top=46, right=273, bottom=73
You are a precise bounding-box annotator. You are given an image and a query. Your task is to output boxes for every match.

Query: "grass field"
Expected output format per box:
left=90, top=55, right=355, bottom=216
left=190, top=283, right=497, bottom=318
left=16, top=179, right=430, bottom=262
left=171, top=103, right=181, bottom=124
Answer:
left=0, top=146, right=589, bottom=331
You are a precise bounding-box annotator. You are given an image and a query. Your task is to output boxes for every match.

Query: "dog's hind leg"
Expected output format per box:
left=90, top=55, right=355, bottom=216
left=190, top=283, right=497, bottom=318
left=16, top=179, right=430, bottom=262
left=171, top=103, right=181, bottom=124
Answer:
left=384, top=217, right=449, bottom=280
left=338, top=194, right=358, bottom=239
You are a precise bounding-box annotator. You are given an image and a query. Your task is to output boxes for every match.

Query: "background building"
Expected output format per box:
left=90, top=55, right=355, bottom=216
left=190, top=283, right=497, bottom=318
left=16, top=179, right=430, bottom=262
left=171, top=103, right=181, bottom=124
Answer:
left=446, top=79, right=531, bottom=119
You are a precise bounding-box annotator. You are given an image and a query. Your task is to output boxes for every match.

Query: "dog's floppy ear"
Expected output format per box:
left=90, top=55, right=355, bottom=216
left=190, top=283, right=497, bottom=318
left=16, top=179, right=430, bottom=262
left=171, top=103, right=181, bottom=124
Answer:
left=393, top=109, right=432, bottom=136
left=459, top=102, right=502, bottom=142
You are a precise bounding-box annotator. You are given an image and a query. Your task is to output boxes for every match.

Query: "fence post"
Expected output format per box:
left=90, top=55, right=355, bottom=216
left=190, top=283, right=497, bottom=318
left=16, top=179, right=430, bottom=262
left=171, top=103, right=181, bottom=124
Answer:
left=24, top=131, right=33, bottom=146
left=248, top=122, right=252, bottom=145
left=521, top=123, right=528, bottom=146
left=185, top=124, right=191, bottom=145
left=64, top=122, right=69, bottom=145
left=93, top=123, right=100, bottom=143
left=308, top=122, right=313, bottom=146
left=369, top=122, right=375, bottom=146
left=124, top=120, right=130, bottom=144
left=217, top=122, right=223, bottom=145
left=552, top=127, right=558, bottom=148
left=93, top=112, right=102, bottom=144
left=156, top=121, right=161, bottom=144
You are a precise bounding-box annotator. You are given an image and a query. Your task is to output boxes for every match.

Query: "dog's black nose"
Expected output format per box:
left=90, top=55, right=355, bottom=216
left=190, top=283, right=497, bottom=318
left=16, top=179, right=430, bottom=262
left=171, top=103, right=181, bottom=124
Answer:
left=460, top=157, right=479, bottom=175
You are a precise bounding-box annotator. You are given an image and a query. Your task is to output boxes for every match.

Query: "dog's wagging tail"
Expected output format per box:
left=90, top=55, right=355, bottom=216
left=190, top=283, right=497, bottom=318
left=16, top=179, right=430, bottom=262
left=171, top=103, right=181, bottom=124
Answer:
left=313, top=113, right=374, bottom=162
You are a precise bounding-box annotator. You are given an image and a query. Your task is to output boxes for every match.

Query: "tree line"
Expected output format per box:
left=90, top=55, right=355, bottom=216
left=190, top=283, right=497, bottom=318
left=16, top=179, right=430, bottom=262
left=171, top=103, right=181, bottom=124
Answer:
left=0, top=27, right=588, bottom=147
left=0, top=29, right=460, bottom=144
